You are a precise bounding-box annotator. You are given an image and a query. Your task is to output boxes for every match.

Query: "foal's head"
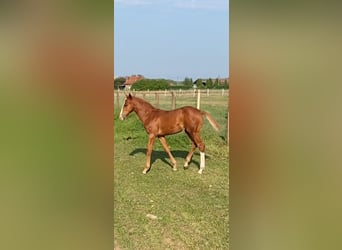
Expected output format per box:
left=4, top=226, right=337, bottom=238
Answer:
left=119, top=93, right=135, bottom=120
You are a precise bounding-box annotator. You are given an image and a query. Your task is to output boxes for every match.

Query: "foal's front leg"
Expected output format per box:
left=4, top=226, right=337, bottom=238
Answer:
left=143, top=134, right=156, bottom=174
left=159, top=136, right=177, bottom=171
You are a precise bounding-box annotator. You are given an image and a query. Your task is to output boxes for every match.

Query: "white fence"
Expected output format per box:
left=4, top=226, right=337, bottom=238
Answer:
left=115, top=89, right=229, bottom=109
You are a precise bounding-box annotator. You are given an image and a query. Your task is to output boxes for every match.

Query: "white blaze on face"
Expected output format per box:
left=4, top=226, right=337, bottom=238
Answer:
left=119, top=98, right=126, bottom=120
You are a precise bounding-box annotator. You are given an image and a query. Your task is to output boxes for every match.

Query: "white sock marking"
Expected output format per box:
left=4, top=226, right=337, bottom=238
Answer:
left=198, top=151, right=205, bottom=174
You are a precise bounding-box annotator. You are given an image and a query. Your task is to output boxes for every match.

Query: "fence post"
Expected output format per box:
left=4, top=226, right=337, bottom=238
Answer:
left=155, top=93, right=159, bottom=108
left=196, top=89, right=200, bottom=109
left=207, top=88, right=209, bottom=96
left=116, top=90, right=120, bottom=109
left=227, top=111, right=229, bottom=145
left=171, top=91, right=176, bottom=109
left=222, top=89, right=224, bottom=96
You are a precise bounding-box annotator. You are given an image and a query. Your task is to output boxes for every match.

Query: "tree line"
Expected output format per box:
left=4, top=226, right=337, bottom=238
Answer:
left=114, top=77, right=229, bottom=90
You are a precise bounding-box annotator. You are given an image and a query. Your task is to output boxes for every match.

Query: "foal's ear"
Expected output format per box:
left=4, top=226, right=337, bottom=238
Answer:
left=128, top=93, right=132, bottom=99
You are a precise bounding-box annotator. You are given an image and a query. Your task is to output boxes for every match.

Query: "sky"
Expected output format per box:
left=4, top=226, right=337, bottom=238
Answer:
left=114, top=0, right=229, bottom=81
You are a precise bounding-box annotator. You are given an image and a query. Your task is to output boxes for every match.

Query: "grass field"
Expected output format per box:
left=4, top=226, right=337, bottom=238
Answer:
left=114, top=91, right=229, bottom=249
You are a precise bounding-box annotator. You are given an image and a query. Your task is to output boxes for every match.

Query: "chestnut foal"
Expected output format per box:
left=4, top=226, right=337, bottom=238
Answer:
left=119, top=93, right=219, bottom=174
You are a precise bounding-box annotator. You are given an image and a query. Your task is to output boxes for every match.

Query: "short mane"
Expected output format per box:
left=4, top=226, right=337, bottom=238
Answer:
left=132, top=96, right=155, bottom=109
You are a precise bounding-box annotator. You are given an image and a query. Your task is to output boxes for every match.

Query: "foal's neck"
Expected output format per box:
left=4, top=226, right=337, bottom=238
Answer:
left=133, top=97, right=156, bottom=124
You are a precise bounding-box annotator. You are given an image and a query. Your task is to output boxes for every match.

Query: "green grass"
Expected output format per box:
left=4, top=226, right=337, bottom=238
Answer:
left=114, top=93, right=229, bottom=249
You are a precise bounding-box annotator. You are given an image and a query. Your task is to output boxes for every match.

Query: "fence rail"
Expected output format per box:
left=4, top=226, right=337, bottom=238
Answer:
left=117, top=89, right=228, bottom=96
left=115, top=89, right=229, bottom=109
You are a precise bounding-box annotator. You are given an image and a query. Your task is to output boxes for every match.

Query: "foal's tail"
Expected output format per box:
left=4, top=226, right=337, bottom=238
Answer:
left=202, top=111, right=220, bottom=132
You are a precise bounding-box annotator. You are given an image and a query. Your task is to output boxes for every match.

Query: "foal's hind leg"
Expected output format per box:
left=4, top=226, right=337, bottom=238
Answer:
left=184, top=130, right=197, bottom=169
left=193, top=133, right=206, bottom=174
left=159, top=136, right=177, bottom=171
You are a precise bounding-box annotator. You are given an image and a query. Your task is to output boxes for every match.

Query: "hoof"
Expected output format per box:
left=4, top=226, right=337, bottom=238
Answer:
left=142, top=169, right=147, bottom=174
left=172, top=162, right=177, bottom=171
left=198, top=170, right=203, bottom=174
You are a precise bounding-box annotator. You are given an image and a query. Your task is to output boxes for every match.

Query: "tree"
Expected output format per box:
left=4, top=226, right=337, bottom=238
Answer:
left=114, top=77, right=126, bottom=89
left=206, top=78, right=213, bottom=88
left=183, top=77, right=193, bottom=87
left=214, top=78, right=219, bottom=87
left=223, top=79, right=229, bottom=89
left=132, top=79, right=171, bottom=91
left=192, top=78, right=203, bottom=89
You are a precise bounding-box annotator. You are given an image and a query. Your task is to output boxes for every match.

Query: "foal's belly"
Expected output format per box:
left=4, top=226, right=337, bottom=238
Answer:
left=146, top=110, right=186, bottom=136
left=158, top=123, right=184, bottom=136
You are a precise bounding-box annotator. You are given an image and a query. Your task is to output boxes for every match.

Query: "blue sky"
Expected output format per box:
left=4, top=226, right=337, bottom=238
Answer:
left=114, top=0, right=229, bottom=81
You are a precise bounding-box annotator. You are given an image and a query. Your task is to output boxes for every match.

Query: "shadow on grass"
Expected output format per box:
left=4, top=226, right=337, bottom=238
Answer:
left=129, top=148, right=203, bottom=170
left=220, top=135, right=228, bottom=142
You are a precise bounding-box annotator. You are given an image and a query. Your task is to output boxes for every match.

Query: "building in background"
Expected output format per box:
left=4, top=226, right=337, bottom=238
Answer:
left=118, top=75, right=144, bottom=90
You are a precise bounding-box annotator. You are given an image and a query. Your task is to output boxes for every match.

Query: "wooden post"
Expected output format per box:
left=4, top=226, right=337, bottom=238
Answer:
left=196, top=89, right=200, bottom=109
left=116, top=90, right=120, bottom=109
left=207, top=88, right=209, bottom=96
left=227, top=111, right=229, bottom=145
left=227, top=92, right=229, bottom=145
left=171, top=91, right=176, bottom=109
left=155, top=93, right=159, bottom=108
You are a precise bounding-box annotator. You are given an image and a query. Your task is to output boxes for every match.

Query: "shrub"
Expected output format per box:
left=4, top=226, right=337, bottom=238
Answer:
left=132, top=79, right=171, bottom=90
